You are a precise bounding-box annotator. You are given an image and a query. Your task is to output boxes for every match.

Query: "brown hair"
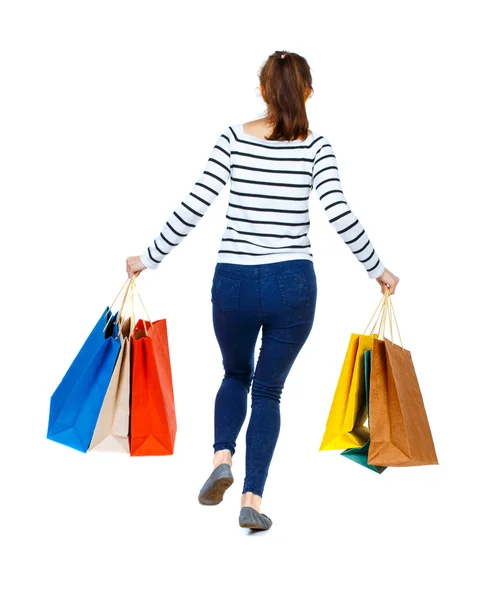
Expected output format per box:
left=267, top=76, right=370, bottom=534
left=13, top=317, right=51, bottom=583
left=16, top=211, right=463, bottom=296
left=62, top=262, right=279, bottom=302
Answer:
left=258, top=50, right=313, bottom=142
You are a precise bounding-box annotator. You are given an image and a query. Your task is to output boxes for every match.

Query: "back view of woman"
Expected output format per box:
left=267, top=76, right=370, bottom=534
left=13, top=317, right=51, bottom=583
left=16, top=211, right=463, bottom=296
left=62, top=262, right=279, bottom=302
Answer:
left=127, top=49, right=399, bottom=531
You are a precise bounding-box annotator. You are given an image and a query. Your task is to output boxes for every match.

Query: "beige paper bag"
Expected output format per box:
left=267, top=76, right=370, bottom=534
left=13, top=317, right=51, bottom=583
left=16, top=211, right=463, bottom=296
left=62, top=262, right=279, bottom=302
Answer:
left=89, top=316, right=131, bottom=452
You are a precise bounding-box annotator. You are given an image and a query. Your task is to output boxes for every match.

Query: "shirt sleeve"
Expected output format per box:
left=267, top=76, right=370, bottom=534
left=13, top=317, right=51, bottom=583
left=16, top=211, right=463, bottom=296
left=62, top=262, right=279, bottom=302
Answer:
left=140, top=126, right=232, bottom=270
left=311, top=136, right=385, bottom=279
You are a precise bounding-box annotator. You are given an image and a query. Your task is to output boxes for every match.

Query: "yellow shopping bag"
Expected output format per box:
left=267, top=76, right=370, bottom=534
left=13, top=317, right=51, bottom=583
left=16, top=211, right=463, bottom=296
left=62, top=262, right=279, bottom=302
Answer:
left=319, top=332, right=378, bottom=450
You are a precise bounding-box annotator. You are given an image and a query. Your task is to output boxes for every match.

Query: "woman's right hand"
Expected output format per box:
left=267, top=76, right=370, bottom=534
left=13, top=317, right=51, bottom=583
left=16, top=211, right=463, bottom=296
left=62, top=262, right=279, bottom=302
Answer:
left=376, top=268, right=399, bottom=295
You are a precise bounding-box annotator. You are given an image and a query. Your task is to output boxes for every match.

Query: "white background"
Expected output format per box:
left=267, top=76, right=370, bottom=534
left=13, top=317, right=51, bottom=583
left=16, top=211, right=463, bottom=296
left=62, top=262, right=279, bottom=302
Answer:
left=1, top=1, right=491, bottom=598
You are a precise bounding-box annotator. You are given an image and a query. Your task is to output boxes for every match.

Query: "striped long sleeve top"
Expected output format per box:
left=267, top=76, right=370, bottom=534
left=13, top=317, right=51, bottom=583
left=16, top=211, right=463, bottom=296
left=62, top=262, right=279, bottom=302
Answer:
left=140, top=123, right=385, bottom=278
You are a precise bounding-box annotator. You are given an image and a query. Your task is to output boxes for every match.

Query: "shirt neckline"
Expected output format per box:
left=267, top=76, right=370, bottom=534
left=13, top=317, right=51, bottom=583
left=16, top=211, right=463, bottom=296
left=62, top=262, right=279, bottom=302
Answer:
left=239, top=123, right=314, bottom=144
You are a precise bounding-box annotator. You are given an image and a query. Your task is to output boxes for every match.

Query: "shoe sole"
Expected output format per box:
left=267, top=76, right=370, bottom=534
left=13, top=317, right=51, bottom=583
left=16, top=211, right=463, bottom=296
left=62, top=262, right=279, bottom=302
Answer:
left=198, top=476, right=234, bottom=505
left=239, top=521, right=267, bottom=530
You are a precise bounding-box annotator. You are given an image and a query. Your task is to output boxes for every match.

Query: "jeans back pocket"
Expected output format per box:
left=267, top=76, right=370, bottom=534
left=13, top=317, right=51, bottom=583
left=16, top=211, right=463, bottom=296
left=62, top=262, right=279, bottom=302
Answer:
left=211, top=273, right=241, bottom=312
left=276, top=270, right=310, bottom=309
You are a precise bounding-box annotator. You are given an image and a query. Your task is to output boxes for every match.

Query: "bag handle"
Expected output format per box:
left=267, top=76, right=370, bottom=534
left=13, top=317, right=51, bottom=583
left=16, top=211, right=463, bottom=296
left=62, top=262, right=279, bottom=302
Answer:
left=127, top=276, right=153, bottom=338
left=102, top=275, right=152, bottom=339
left=363, top=289, right=404, bottom=348
left=105, top=277, right=131, bottom=319
left=386, top=290, right=403, bottom=348
left=102, top=277, right=134, bottom=336
left=117, top=277, right=139, bottom=339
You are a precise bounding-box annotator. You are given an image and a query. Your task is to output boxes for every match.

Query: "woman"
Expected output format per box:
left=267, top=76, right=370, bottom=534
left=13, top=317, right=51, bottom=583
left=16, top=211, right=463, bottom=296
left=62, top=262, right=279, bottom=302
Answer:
left=126, top=50, right=400, bottom=530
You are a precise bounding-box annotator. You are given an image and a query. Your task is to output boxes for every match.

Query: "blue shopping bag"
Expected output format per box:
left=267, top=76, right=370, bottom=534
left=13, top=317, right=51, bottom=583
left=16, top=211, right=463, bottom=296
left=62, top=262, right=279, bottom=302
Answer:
left=341, top=349, right=387, bottom=474
left=47, top=307, right=122, bottom=452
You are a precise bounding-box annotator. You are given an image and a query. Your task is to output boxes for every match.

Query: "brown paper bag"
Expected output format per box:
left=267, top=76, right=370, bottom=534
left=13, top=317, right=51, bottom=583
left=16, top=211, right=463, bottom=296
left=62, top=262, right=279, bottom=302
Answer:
left=368, top=336, right=438, bottom=467
left=88, top=316, right=131, bottom=452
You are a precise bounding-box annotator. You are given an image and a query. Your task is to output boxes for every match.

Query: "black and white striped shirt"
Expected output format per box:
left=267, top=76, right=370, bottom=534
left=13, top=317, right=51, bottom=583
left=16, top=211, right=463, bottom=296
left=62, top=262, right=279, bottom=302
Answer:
left=140, top=123, right=385, bottom=278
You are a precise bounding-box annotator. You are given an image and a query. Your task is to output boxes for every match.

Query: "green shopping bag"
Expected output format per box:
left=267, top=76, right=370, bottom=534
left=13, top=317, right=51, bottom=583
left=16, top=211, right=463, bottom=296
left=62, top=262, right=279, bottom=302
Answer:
left=341, top=349, right=387, bottom=474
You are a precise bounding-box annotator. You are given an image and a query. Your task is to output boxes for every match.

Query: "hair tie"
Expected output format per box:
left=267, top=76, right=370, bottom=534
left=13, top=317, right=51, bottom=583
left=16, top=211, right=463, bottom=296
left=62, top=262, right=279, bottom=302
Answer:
left=280, top=53, right=286, bottom=59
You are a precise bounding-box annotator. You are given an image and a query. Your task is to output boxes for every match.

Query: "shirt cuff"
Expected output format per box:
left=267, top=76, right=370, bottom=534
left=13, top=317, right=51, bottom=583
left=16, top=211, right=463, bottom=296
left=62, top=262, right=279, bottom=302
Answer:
left=140, top=250, right=160, bottom=270
left=368, top=261, right=385, bottom=279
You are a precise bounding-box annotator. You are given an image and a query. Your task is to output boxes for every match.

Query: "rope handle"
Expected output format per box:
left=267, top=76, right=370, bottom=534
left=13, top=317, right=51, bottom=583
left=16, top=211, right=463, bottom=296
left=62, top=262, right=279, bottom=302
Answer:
left=363, top=288, right=404, bottom=348
left=101, top=275, right=153, bottom=339
left=102, top=277, right=134, bottom=337
left=127, top=276, right=153, bottom=337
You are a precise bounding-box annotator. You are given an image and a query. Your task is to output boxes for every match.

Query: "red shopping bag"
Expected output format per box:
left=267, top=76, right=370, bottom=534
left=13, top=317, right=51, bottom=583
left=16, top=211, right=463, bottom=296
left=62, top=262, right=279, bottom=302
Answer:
left=130, top=317, right=177, bottom=456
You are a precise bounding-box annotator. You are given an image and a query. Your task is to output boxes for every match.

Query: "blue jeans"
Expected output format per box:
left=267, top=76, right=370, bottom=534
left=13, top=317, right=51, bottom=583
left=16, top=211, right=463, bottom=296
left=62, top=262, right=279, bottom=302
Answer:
left=211, top=259, right=317, bottom=497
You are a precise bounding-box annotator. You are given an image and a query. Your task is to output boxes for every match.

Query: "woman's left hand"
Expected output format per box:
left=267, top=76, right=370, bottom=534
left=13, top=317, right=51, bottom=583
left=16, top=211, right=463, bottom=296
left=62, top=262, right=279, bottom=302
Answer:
left=126, top=255, right=147, bottom=278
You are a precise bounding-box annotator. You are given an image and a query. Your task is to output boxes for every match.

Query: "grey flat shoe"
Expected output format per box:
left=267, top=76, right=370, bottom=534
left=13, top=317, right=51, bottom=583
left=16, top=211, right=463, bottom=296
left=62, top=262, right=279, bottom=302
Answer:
left=239, top=506, right=273, bottom=530
left=198, top=463, right=234, bottom=505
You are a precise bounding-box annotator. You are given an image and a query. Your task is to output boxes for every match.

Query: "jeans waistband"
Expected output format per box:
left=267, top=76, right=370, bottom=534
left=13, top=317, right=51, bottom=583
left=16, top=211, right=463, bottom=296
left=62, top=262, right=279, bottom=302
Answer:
left=214, top=259, right=314, bottom=279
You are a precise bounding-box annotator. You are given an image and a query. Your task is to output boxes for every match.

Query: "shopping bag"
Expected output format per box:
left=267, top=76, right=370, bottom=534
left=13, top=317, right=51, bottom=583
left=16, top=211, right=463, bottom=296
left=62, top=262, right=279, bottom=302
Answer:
left=368, top=337, right=439, bottom=467
left=48, top=277, right=136, bottom=453
left=88, top=315, right=132, bottom=453
left=47, top=308, right=121, bottom=452
left=319, top=332, right=377, bottom=450
left=128, top=280, right=176, bottom=456
left=341, top=349, right=387, bottom=473
left=368, top=293, right=439, bottom=467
